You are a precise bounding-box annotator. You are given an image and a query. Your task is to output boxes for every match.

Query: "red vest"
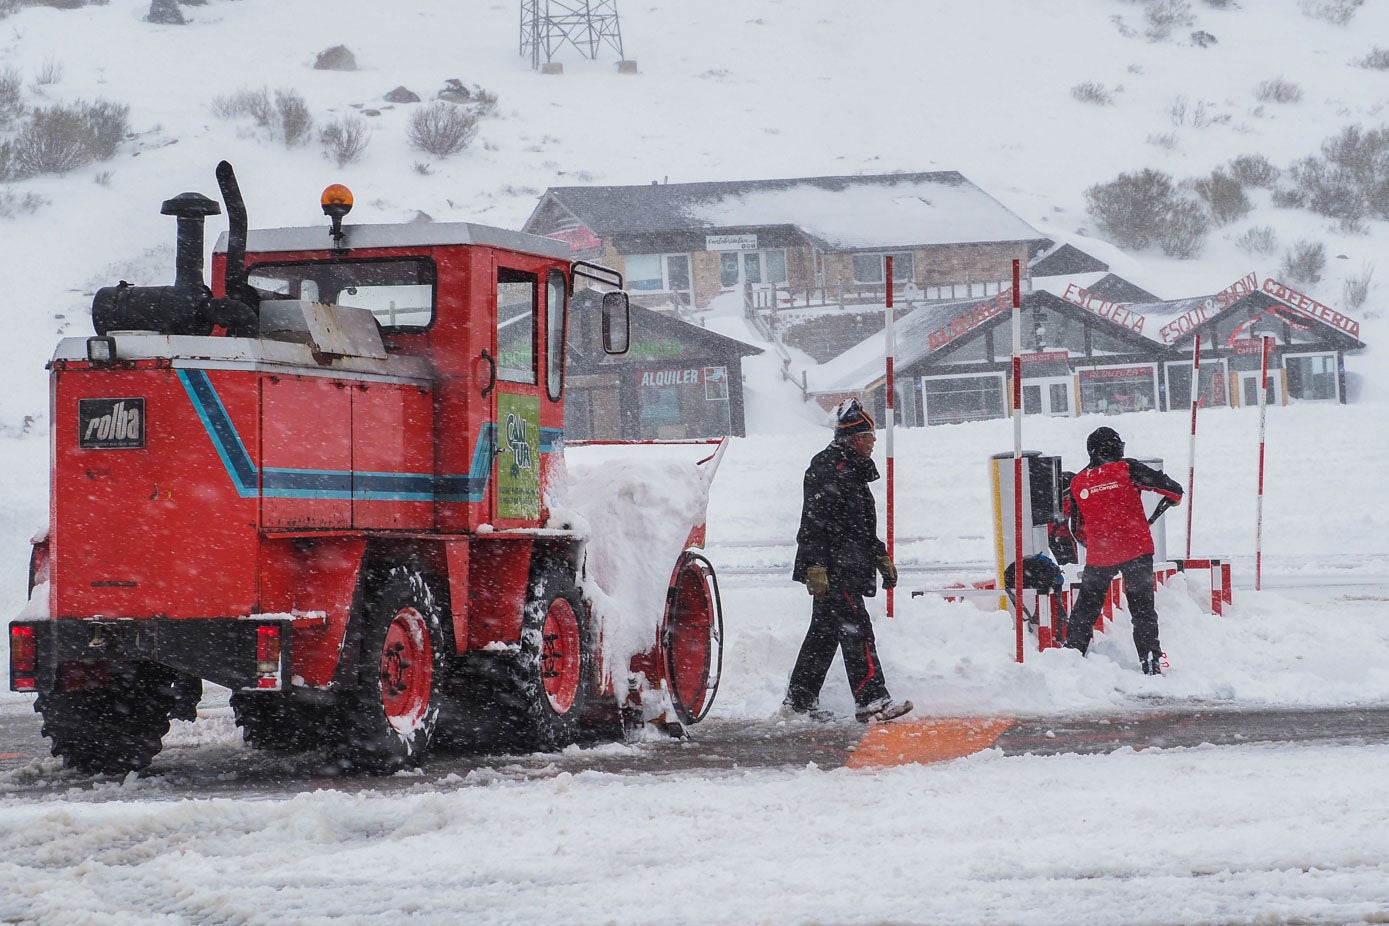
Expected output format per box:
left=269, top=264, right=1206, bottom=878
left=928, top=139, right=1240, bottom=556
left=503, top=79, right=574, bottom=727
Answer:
left=1070, top=461, right=1157, bottom=567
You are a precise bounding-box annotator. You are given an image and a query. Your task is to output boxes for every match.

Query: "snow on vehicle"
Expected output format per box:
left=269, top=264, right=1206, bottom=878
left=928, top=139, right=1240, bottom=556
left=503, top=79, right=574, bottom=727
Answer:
left=8, top=162, right=723, bottom=774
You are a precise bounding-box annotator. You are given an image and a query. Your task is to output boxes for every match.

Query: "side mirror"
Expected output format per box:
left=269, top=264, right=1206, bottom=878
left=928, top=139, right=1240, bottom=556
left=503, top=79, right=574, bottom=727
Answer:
left=602, top=291, right=630, bottom=355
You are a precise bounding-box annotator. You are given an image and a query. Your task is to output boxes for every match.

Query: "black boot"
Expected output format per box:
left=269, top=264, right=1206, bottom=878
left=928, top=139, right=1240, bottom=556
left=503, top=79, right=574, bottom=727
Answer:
left=1141, top=651, right=1163, bottom=675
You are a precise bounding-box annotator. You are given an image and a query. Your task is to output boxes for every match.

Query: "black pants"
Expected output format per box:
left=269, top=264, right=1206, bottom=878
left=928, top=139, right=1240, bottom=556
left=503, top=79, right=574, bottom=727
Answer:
left=1065, top=554, right=1161, bottom=662
left=786, top=589, right=890, bottom=711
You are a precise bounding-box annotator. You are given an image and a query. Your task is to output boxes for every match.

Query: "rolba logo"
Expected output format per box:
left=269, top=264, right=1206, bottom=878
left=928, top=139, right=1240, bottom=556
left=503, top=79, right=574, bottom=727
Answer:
left=79, top=398, right=145, bottom=450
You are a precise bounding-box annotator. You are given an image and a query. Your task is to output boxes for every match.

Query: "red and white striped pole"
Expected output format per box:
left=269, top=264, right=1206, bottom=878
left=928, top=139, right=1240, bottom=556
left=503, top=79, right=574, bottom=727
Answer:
left=1011, top=260, right=1025, bottom=663
left=1185, top=337, right=1200, bottom=559
left=884, top=256, right=896, bottom=617
left=1255, top=334, right=1272, bottom=591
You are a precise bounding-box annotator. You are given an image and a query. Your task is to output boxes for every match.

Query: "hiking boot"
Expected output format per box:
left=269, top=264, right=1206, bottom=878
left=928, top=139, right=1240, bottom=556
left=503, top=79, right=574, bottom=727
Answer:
left=1141, top=652, right=1163, bottom=676
left=778, top=701, right=836, bottom=723
left=855, top=697, right=913, bottom=724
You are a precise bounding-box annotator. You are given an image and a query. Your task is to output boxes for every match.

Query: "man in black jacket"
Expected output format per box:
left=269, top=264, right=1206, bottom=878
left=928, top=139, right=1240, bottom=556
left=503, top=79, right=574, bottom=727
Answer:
left=784, top=398, right=912, bottom=724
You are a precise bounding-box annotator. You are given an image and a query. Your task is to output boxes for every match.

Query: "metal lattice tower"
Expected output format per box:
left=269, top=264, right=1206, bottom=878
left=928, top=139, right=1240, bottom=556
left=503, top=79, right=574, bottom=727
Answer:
left=520, top=0, right=625, bottom=69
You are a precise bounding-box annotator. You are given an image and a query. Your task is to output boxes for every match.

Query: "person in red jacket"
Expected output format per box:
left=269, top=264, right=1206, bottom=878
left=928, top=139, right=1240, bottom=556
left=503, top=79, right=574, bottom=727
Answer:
left=1064, top=426, right=1183, bottom=675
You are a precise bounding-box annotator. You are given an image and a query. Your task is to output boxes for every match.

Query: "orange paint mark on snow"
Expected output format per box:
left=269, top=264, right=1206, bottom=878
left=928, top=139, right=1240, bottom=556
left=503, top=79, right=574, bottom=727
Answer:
left=845, top=718, right=1014, bottom=769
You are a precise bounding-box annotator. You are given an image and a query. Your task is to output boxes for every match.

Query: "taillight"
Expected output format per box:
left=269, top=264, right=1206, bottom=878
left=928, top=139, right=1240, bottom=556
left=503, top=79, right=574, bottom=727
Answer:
left=10, top=625, right=37, bottom=691
left=255, top=625, right=281, bottom=690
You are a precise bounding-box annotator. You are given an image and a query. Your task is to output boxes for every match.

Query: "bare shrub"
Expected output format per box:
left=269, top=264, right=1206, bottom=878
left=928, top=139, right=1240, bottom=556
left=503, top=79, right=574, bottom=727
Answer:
left=1280, top=240, right=1326, bottom=285
left=1284, top=156, right=1366, bottom=220
left=1299, top=0, right=1363, bottom=25
left=412, top=161, right=432, bottom=176
left=0, top=140, right=14, bottom=182
left=1071, top=82, right=1112, bottom=105
left=1342, top=263, right=1373, bottom=309
left=1169, top=95, right=1188, bottom=126
left=407, top=101, right=479, bottom=158
left=211, top=87, right=274, bottom=127
left=320, top=115, right=370, bottom=167
left=11, top=99, right=128, bottom=176
left=80, top=98, right=130, bottom=159
left=1255, top=77, right=1302, bottom=104
left=1192, top=169, right=1251, bottom=224
left=0, top=189, right=47, bottom=217
left=33, top=56, right=63, bottom=87
left=213, top=86, right=313, bottom=147
left=1145, top=0, right=1194, bottom=40
left=1202, top=0, right=1232, bottom=7
left=1147, top=132, right=1179, bottom=151
left=1158, top=198, right=1210, bottom=258
left=1284, top=124, right=1389, bottom=220
left=1229, top=153, right=1280, bottom=188
left=275, top=89, right=312, bottom=146
left=1236, top=225, right=1278, bottom=256
left=0, top=67, right=22, bottom=127
left=1085, top=168, right=1178, bottom=249
left=1357, top=47, right=1389, bottom=70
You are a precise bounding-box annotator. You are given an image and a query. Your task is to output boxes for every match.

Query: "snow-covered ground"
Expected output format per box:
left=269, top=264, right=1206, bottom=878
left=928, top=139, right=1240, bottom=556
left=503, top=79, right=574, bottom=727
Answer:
left=3, top=0, right=1389, bottom=923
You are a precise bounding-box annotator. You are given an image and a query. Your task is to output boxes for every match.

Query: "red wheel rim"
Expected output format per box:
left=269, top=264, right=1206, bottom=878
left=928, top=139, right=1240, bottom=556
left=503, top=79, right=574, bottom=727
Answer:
left=541, top=598, right=581, bottom=714
left=666, top=563, right=714, bottom=717
left=380, top=606, right=433, bottom=733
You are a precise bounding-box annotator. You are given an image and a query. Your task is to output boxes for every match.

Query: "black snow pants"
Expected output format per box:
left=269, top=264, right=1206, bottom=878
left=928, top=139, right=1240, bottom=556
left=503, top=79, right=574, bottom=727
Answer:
left=786, top=589, right=890, bottom=712
left=1065, top=553, right=1161, bottom=664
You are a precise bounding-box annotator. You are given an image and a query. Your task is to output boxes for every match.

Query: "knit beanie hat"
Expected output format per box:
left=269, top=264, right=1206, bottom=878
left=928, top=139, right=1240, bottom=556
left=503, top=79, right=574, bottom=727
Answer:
left=1086, top=426, right=1124, bottom=462
left=834, top=397, right=875, bottom=438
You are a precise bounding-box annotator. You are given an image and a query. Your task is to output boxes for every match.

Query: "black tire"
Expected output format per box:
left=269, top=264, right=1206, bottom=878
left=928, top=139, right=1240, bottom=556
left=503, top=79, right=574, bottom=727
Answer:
left=483, top=563, right=593, bottom=752
left=35, top=662, right=178, bottom=775
left=332, top=565, right=447, bottom=772
left=229, top=692, right=333, bottom=753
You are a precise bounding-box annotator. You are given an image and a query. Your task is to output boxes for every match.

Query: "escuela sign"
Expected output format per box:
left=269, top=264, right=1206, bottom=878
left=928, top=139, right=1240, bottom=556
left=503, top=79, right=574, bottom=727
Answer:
left=1061, top=284, right=1147, bottom=334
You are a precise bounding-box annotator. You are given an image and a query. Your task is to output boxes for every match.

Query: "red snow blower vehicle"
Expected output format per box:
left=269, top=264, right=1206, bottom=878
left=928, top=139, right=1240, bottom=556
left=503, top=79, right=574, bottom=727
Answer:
left=8, top=162, right=723, bottom=774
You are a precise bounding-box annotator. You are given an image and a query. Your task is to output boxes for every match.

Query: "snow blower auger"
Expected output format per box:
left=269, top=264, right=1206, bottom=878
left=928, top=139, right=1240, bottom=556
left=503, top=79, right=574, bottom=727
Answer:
left=8, top=162, right=723, bottom=775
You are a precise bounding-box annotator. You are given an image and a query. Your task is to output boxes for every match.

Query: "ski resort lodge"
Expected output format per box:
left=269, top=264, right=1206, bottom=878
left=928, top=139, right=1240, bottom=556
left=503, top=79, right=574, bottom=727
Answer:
left=524, top=172, right=1368, bottom=432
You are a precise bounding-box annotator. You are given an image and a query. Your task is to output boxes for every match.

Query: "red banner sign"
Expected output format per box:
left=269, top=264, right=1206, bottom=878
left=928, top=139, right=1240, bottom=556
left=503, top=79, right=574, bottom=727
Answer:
left=1061, top=284, right=1147, bottom=334
left=1078, top=365, right=1153, bottom=382
left=926, top=291, right=1011, bottom=352
left=1261, top=278, right=1360, bottom=339
left=1158, top=272, right=1259, bottom=343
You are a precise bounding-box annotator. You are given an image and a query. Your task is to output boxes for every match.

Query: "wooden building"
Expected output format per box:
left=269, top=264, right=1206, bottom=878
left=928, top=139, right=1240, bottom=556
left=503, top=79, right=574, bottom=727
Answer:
left=523, top=172, right=1052, bottom=313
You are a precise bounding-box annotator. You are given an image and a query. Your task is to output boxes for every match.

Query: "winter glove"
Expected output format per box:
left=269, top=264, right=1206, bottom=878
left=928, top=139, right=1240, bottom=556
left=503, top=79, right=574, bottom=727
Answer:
left=877, top=555, right=898, bottom=590
left=804, top=565, right=830, bottom=598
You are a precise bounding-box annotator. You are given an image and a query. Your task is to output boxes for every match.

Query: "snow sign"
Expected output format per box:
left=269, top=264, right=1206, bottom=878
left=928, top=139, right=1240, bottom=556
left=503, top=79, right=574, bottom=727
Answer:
left=1158, top=272, right=1258, bottom=343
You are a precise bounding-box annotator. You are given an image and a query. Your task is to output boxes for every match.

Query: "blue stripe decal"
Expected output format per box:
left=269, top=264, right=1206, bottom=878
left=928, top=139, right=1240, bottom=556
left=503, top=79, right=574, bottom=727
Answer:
left=177, top=370, right=258, bottom=498
left=178, top=371, right=548, bottom=505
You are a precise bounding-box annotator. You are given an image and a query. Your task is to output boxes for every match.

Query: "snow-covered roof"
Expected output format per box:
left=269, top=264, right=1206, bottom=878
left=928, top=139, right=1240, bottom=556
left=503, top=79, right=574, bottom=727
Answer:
left=214, top=223, right=571, bottom=260
left=531, top=172, right=1050, bottom=250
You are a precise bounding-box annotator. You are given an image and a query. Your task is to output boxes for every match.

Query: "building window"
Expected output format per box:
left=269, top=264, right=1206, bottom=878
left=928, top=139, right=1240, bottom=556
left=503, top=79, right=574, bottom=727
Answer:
left=921, top=373, right=1007, bottom=425
left=1077, top=365, right=1157, bottom=415
left=851, top=252, right=913, bottom=284
left=719, top=249, right=788, bottom=288
left=637, top=365, right=733, bottom=438
left=1164, top=360, right=1228, bottom=410
left=497, top=268, right=536, bottom=384
left=1284, top=352, right=1338, bottom=401
left=626, top=253, right=692, bottom=292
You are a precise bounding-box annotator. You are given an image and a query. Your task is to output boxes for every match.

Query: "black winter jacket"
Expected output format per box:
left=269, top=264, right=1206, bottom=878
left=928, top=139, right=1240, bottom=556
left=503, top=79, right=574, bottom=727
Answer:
left=792, top=440, right=887, bottom=596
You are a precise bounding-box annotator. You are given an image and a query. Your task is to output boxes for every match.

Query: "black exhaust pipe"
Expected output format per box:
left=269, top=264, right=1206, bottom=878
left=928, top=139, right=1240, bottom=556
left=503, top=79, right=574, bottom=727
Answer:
left=91, top=163, right=259, bottom=339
